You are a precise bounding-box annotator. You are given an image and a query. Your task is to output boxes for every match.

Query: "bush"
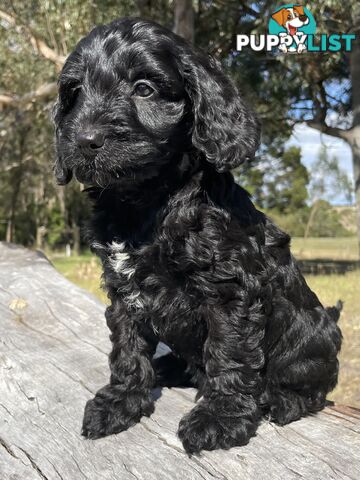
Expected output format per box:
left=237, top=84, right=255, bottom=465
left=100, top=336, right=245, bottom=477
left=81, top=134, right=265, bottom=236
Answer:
left=266, top=208, right=309, bottom=237
left=265, top=201, right=353, bottom=238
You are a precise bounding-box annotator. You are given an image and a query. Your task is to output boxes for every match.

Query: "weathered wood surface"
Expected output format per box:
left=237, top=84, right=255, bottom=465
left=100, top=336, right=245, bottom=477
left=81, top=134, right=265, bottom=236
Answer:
left=0, top=242, right=359, bottom=480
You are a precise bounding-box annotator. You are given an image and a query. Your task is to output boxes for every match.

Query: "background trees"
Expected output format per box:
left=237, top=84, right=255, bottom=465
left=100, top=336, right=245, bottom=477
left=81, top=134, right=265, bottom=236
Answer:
left=0, top=1, right=357, bottom=252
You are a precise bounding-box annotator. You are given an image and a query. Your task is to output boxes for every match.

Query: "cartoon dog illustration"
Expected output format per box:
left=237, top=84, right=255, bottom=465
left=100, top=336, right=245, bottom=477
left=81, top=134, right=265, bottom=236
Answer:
left=271, top=5, right=309, bottom=53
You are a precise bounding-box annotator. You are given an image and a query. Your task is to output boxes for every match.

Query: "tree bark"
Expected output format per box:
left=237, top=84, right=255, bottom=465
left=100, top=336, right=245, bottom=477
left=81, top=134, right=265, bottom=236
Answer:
left=1, top=242, right=360, bottom=480
left=173, top=0, right=194, bottom=43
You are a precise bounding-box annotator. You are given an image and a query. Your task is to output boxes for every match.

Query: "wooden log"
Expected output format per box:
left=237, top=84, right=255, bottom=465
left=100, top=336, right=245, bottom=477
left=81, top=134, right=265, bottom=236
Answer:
left=0, top=242, right=359, bottom=480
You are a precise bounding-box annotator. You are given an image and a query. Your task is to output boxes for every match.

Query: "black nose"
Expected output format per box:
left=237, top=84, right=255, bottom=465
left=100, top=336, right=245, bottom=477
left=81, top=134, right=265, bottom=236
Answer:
left=299, top=14, right=307, bottom=22
left=76, top=130, right=105, bottom=155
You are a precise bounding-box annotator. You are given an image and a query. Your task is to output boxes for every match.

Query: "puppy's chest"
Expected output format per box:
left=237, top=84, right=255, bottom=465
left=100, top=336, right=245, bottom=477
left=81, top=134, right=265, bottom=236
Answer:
left=105, top=240, right=200, bottom=330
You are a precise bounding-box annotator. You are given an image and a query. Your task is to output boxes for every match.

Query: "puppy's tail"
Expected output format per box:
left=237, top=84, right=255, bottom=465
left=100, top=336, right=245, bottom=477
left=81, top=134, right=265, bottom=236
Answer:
left=326, top=300, right=343, bottom=323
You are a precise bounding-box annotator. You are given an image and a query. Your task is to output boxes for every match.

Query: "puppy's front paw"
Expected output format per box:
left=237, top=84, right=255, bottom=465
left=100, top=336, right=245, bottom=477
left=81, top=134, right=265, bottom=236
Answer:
left=297, top=44, right=307, bottom=53
left=178, top=402, right=256, bottom=454
left=82, top=387, right=154, bottom=439
left=178, top=403, right=223, bottom=454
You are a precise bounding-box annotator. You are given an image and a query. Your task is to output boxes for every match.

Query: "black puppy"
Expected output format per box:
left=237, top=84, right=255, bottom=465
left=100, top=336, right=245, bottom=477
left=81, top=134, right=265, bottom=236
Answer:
left=53, top=17, right=342, bottom=454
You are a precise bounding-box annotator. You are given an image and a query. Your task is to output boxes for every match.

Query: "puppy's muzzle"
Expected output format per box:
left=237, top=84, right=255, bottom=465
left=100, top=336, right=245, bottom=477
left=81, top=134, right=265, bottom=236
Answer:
left=76, top=130, right=105, bottom=158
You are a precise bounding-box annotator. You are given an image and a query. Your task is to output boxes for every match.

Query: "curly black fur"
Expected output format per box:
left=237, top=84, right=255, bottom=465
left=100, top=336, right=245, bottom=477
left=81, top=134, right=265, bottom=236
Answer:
left=53, top=17, right=342, bottom=454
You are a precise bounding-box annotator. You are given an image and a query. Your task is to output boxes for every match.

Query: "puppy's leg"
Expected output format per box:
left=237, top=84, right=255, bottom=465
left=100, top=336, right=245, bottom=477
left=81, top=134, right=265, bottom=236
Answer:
left=82, top=301, right=156, bottom=439
left=178, top=301, right=265, bottom=453
left=263, top=305, right=341, bottom=425
left=152, top=353, right=201, bottom=388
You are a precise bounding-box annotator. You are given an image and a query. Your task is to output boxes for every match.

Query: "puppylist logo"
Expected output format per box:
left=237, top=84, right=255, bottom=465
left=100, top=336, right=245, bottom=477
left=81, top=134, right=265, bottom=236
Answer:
left=237, top=4, right=356, bottom=54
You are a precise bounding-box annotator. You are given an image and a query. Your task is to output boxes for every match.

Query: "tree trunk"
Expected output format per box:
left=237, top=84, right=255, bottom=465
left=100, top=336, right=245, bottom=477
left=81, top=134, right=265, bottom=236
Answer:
left=35, top=226, right=47, bottom=250
left=1, top=242, right=360, bottom=480
left=5, top=218, right=13, bottom=243
left=73, top=223, right=81, bottom=255
left=349, top=5, right=360, bottom=257
left=304, top=199, right=321, bottom=240
left=6, top=168, right=24, bottom=243
left=173, top=0, right=194, bottom=42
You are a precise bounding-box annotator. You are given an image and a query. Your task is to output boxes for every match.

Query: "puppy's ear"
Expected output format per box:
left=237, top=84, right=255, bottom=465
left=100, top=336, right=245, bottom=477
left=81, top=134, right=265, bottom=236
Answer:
left=54, top=157, right=73, bottom=185
left=52, top=102, right=73, bottom=186
left=182, top=53, right=260, bottom=172
left=271, top=8, right=287, bottom=27
left=293, top=5, right=305, bottom=16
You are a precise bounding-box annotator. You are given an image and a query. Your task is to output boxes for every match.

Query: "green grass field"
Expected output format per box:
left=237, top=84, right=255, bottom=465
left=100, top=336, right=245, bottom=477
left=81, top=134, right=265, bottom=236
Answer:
left=49, top=237, right=360, bottom=407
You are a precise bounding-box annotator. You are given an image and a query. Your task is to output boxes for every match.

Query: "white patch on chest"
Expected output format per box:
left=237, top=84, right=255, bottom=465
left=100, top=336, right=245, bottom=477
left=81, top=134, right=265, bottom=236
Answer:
left=109, top=241, right=135, bottom=279
left=124, top=290, right=145, bottom=310
left=108, top=241, right=146, bottom=311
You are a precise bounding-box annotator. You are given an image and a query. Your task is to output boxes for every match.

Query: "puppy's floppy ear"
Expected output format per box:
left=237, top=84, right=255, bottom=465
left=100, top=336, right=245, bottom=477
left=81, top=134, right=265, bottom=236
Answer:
left=293, top=5, right=305, bottom=16
left=52, top=101, right=73, bottom=186
left=54, top=156, right=73, bottom=186
left=181, top=52, right=260, bottom=172
left=271, top=8, right=287, bottom=27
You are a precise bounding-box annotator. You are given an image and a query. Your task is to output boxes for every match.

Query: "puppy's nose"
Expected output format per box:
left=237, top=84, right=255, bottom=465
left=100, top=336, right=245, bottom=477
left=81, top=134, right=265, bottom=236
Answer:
left=299, top=14, right=307, bottom=21
left=76, top=130, right=105, bottom=155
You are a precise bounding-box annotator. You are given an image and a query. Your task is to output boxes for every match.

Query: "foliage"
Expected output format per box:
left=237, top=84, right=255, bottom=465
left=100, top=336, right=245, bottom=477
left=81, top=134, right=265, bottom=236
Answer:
left=309, top=145, right=354, bottom=205
left=266, top=208, right=309, bottom=237
left=0, top=1, right=357, bottom=249
left=237, top=146, right=309, bottom=213
left=305, top=200, right=354, bottom=237
left=0, top=1, right=141, bottom=248
left=265, top=146, right=309, bottom=213
left=267, top=201, right=353, bottom=238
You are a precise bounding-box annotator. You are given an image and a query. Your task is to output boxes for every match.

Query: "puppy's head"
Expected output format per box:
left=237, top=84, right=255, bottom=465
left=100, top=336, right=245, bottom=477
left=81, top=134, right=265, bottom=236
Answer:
left=53, top=17, right=260, bottom=186
left=271, top=6, right=308, bottom=29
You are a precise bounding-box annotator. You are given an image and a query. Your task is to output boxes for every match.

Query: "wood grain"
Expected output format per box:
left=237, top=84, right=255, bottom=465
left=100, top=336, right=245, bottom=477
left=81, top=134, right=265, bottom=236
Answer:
left=0, top=242, right=359, bottom=480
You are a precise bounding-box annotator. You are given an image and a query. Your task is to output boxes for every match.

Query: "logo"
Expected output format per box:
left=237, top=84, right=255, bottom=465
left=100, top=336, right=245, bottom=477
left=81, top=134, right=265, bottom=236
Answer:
left=269, top=4, right=315, bottom=53
left=236, top=4, right=356, bottom=54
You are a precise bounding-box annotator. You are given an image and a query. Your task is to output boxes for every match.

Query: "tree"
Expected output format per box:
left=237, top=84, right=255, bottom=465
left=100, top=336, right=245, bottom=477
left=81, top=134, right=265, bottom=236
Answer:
left=305, top=145, right=353, bottom=238
left=265, top=147, right=309, bottom=213
left=174, top=0, right=194, bottom=42
left=0, top=1, right=142, bottom=249
left=0, top=1, right=357, bottom=250
left=268, top=2, right=360, bottom=252
left=236, top=146, right=309, bottom=212
left=193, top=1, right=360, bottom=252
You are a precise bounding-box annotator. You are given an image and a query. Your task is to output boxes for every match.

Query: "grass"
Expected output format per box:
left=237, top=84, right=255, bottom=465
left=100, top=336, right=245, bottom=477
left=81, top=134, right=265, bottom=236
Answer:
left=49, top=251, right=108, bottom=303
left=49, top=236, right=360, bottom=408
left=291, top=236, right=359, bottom=260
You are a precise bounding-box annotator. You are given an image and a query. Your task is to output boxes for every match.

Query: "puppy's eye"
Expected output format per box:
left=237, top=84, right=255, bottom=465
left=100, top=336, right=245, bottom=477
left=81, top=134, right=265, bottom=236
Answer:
left=69, top=84, right=81, bottom=98
left=133, top=82, right=154, bottom=98
left=59, top=83, right=81, bottom=112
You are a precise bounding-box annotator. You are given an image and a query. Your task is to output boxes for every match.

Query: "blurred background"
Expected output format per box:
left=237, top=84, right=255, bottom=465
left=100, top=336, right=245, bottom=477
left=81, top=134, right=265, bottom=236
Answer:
left=0, top=1, right=359, bottom=407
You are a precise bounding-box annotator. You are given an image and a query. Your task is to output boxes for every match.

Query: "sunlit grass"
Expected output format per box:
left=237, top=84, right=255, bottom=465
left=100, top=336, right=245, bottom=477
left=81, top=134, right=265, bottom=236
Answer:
left=49, top=251, right=107, bottom=303
left=291, top=236, right=358, bottom=260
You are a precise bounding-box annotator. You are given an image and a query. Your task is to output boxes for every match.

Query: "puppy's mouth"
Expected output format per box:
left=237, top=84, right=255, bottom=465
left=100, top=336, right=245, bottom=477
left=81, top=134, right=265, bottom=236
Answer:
left=73, top=163, right=124, bottom=187
left=72, top=158, right=157, bottom=188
